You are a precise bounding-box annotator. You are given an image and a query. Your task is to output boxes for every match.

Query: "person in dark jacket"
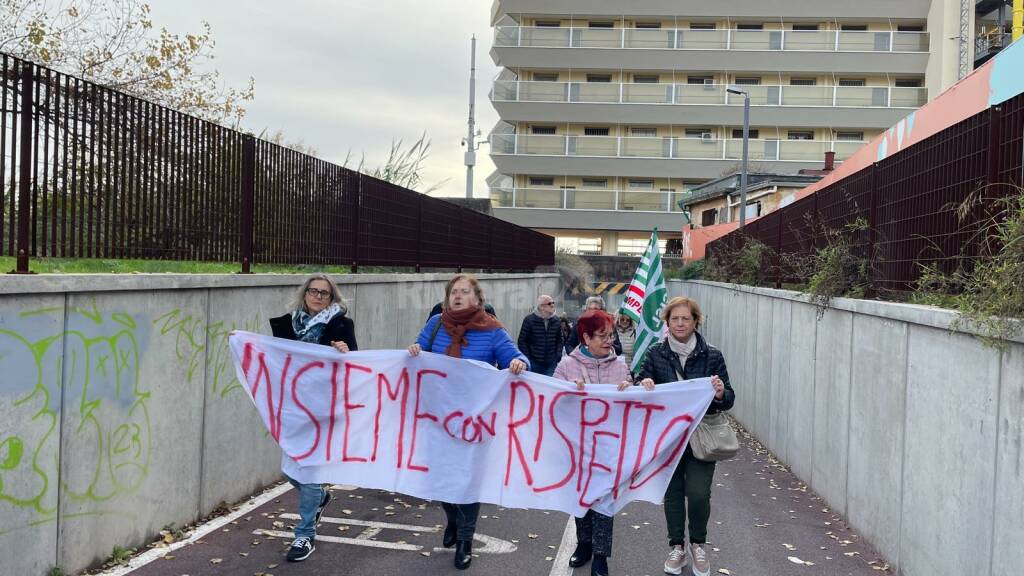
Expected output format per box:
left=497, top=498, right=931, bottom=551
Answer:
left=636, top=296, right=733, bottom=576
left=269, top=274, right=358, bottom=563
left=408, top=274, right=527, bottom=570
left=517, top=294, right=563, bottom=376
left=565, top=296, right=622, bottom=356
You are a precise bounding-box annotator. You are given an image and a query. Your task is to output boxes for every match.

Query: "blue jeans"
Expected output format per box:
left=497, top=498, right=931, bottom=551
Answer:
left=529, top=361, right=557, bottom=377
left=287, top=475, right=326, bottom=539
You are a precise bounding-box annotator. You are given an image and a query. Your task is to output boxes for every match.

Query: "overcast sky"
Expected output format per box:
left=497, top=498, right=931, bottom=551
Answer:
left=148, top=0, right=501, bottom=197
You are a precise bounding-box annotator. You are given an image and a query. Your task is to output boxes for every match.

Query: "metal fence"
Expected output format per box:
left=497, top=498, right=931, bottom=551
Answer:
left=0, top=53, right=554, bottom=273
left=706, top=89, right=1024, bottom=293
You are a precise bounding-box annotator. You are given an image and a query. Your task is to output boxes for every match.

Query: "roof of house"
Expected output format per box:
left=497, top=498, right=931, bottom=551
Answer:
left=680, top=172, right=823, bottom=208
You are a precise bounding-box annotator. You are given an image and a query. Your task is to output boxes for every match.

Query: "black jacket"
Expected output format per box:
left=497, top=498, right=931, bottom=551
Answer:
left=564, top=324, right=623, bottom=357
left=517, top=313, right=564, bottom=366
left=427, top=302, right=497, bottom=322
left=636, top=332, right=734, bottom=414
left=269, top=311, right=358, bottom=350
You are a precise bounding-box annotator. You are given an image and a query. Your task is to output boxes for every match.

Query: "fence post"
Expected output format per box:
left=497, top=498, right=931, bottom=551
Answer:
left=351, top=174, right=361, bottom=273
left=983, top=105, right=1004, bottom=256
left=11, top=63, right=34, bottom=274
left=415, top=193, right=422, bottom=273
left=239, top=136, right=255, bottom=273
left=866, top=162, right=879, bottom=297
left=774, top=214, right=783, bottom=288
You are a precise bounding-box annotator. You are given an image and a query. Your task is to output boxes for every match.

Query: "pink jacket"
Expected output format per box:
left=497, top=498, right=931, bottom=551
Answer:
left=553, top=346, right=633, bottom=385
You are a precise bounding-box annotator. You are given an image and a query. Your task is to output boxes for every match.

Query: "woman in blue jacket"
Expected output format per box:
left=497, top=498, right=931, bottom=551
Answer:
left=407, top=273, right=528, bottom=570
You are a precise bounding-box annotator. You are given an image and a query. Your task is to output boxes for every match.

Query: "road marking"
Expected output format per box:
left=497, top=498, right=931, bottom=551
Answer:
left=270, top=513, right=518, bottom=554
left=94, top=482, right=294, bottom=575
left=548, top=517, right=577, bottom=576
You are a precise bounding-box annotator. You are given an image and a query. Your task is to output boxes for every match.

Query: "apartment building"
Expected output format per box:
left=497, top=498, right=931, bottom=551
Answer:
left=487, top=0, right=972, bottom=256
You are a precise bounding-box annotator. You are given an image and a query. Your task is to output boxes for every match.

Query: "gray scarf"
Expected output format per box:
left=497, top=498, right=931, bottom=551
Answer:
left=666, top=334, right=697, bottom=369
left=292, top=302, right=342, bottom=343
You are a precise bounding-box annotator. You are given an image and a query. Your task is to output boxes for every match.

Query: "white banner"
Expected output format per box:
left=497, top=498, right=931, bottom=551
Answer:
left=228, top=331, right=714, bottom=517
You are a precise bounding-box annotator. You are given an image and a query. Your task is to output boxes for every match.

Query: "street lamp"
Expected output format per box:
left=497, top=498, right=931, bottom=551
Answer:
left=726, top=87, right=750, bottom=229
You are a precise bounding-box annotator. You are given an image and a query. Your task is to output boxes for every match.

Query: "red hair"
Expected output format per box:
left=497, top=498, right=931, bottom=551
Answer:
left=576, top=309, right=614, bottom=342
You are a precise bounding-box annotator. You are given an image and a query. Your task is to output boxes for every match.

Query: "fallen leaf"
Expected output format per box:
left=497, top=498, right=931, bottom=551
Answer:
left=717, top=569, right=732, bottom=575
left=420, top=551, right=431, bottom=557
left=210, top=558, right=223, bottom=564
left=544, top=556, right=553, bottom=561
left=788, top=556, right=805, bottom=564
left=783, top=543, right=796, bottom=550
left=528, top=533, right=538, bottom=539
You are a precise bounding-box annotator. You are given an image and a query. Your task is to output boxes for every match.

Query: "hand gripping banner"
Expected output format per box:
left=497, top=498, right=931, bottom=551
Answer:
left=228, top=331, right=714, bottom=517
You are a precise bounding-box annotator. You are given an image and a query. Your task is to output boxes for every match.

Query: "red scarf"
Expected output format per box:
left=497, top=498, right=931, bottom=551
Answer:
left=441, top=305, right=504, bottom=358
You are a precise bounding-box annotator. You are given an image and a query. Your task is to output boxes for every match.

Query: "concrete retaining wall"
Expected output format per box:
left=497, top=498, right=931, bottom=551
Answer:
left=671, top=280, right=1023, bottom=576
left=0, top=273, right=559, bottom=576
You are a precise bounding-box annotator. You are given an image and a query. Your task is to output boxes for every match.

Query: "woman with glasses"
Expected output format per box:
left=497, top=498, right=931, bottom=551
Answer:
left=269, top=274, right=358, bottom=563
left=552, top=309, right=651, bottom=576
left=636, top=297, right=733, bottom=576
left=407, top=273, right=528, bottom=570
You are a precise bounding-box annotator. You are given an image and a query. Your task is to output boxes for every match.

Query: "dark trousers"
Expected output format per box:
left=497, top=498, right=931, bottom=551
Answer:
left=575, top=510, right=614, bottom=557
left=529, top=360, right=557, bottom=377
left=664, top=446, right=717, bottom=545
left=442, top=502, right=480, bottom=541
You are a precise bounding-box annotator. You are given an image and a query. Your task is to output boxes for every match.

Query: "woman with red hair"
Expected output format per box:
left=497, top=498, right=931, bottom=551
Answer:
left=552, top=309, right=653, bottom=576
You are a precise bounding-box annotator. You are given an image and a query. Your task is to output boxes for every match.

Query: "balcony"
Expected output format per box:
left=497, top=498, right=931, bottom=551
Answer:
left=492, top=81, right=927, bottom=109
left=494, top=26, right=929, bottom=53
left=490, top=187, right=688, bottom=212
left=490, top=134, right=864, bottom=163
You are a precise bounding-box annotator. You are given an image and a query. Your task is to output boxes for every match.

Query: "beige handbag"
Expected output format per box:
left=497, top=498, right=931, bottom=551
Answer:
left=689, top=411, right=739, bottom=461
left=675, top=367, right=739, bottom=461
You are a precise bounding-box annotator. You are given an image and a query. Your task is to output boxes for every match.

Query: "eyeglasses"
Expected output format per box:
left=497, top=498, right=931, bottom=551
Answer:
left=305, top=288, right=333, bottom=300
left=541, top=301, right=556, bottom=306
left=590, top=332, right=615, bottom=342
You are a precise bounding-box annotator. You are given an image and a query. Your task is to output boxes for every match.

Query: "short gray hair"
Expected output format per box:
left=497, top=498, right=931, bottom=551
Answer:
left=584, top=296, right=606, bottom=310
left=291, top=274, right=346, bottom=312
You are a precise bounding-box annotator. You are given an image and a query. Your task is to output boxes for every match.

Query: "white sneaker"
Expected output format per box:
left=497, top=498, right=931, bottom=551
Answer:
left=690, top=542, right=710, bottom=576
left=664, top=544, right=687, bottom=575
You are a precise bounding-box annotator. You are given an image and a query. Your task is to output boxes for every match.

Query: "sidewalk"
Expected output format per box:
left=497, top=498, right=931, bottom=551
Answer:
left=101, top=420, right=893, bottom=576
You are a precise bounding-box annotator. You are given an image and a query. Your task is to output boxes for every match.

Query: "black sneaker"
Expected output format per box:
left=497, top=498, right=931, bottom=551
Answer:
left=315, top=490, right=332, bottom=526
left=286, top=536, right=314, bottom=562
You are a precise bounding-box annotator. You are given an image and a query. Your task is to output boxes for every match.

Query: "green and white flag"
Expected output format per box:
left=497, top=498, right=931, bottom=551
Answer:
left=619, top=229, right=668, bottom=372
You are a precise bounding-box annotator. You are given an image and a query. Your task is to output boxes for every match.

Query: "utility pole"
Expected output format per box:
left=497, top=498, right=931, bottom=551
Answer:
left=727, top=87, right=750, bottom=229
left=464, top=35, right=480, bottom=199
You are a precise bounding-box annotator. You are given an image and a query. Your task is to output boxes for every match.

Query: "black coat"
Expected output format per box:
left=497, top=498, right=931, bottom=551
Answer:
left=517, top=313, right=564, bottom=366
left=269, top=311, right=359, bottom=350
left=636, top=331, right=734, bottom=414
left=564, top=324, right=623, bottom=357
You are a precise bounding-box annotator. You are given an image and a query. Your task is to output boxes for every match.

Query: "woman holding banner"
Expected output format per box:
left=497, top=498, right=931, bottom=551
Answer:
left=636, top=297, right=733, bottom=576
left=269, top=274, right=358, bottom=563
left=553, top=309, right=650, bottom=576
left=407, top=273, right=528, bottom=570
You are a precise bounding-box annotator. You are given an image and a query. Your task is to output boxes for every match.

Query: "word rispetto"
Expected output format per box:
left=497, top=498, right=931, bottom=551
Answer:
left=228, top=332, right=714, bottom=517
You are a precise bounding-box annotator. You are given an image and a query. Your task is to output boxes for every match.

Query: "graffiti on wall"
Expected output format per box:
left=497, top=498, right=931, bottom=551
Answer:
left=0, top=299, right=262, bottom=536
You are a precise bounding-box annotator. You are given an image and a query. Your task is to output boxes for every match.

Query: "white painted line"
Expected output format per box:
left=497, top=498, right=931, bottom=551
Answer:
left=255, top=529, right=422, bottom=551
left=94, top=482, right=294, bottom=576
left=355, top=527, right=383, bottom=540
left=548, top=517, right=577, bottom=576
left=280, top=512, right=440, bottom=532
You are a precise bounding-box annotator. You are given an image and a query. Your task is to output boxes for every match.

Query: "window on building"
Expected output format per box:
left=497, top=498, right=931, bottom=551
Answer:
left=531, top=125, right=557, bottom=135
left=588, top=21, right=614, bottom=28
left=636, top=22, right=662, bottom=29
left=584, top=126, right=610, bottom=136
left=743, top=202, right=763, bottom=218
left=533, top=72, right=559, bottom=82
left=633, top=74, right=660, bottom=84
left=835, top=131, right=864, bottom=141
left=528, top=176, right=555, bottom=186
left=788, top=131, right=814, bottom=140
left=535, top=20, right=561, bottom=27
left=689, top=23, right=716, bottom=30
left=617, top=238, right=650, bottom=256
left=839, top=78, right=866, bottom=87
left=628, top=179, right=655, bottom=189
left=790, top=78, right=817, bottom=86
left=577, top=238, right=602, bottom=255
left=737, top=23, right=764, bottom=30
left=732, top=129, right=760, bottom=139
left=687, top=75, right=715, bottom=84
left=701, top=208, right=719, bottom=226
left=897, top=25, right=924, bottom=32
left=586, top=74, right=612, bottom=83
left=685, top=128, right=714, bottom=138
left=894, top=78, right=923, bottom=87
left=792, top=24, right=820, bottom=31
left=735, top=77, right=762, bottom=85
left=581, top=178, right=608, bottom=188
left=631, top=127, right=658, bottom=137
left=841, top=24, right=868, bottom=31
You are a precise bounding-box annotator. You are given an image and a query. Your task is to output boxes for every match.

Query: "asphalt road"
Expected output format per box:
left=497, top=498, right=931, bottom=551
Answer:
left=108, top=426, right=893, bottom=576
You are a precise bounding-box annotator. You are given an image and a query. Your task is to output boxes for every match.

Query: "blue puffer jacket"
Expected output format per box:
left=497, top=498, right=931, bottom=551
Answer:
left=416, top=315, right=529, bottom=369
